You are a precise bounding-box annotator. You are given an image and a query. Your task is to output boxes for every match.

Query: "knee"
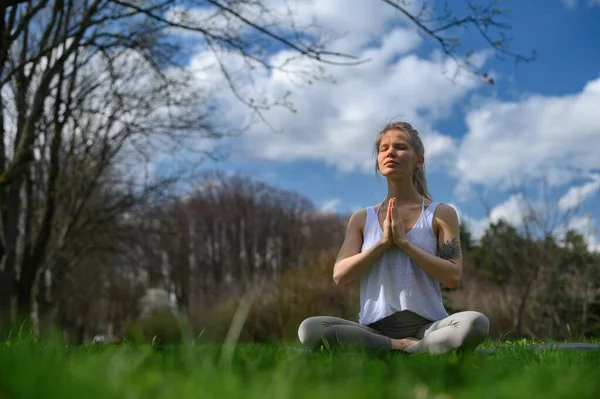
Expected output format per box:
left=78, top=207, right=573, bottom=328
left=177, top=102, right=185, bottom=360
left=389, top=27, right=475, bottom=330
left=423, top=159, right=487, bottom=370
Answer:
left=465, top=312, right=490, bottom=342
left=298, top=317, right=328, bottom=350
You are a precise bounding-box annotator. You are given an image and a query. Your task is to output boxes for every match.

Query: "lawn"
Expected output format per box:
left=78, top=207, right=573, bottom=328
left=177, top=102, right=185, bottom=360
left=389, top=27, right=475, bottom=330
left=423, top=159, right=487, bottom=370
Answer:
left=1, top=338, right=599, bottom=399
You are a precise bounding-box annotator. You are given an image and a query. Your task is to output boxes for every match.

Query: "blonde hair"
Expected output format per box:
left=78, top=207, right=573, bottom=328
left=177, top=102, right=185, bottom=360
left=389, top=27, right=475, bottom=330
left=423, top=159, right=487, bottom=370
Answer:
left=373, top=121, right=432, bottom=201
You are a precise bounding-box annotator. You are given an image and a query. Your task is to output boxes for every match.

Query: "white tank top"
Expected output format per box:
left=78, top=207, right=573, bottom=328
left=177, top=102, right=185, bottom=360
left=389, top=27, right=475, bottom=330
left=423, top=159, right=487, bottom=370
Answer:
left=359, top=198, right=449, bottom=325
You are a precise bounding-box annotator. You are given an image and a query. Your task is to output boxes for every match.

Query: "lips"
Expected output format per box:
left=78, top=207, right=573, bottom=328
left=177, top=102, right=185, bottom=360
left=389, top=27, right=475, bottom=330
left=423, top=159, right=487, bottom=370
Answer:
left=383, top=160, right=396, bottom=167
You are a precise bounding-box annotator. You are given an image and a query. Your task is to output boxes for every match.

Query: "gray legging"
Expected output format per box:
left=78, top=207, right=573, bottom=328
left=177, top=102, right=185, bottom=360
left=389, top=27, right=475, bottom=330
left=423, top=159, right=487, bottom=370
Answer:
left=298, top=310, right=489, bottom=354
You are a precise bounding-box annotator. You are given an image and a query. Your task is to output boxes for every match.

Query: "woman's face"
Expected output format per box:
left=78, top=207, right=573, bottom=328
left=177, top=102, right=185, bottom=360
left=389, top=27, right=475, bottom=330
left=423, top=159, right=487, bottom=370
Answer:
left=377, top=129, right=421, bottom=178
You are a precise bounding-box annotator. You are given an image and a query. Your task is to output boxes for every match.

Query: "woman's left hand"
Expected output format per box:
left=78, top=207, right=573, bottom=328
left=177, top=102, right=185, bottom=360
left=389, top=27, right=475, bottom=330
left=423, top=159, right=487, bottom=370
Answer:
left=391, top=198, right=408, bottom=248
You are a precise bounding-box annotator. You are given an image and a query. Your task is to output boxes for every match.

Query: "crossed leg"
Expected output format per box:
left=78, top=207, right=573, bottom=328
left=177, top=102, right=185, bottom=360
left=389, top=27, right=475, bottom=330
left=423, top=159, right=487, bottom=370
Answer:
left=297, top=316, right=392, bottom=351
left=404, top=311, right=490, bottom=354
left=298, top=311, right=490, bottom=355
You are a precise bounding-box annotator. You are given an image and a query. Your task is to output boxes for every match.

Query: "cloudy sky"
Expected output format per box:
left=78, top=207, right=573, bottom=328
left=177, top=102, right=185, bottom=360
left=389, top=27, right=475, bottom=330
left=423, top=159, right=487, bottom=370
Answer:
left=164, top=0, right=600, bottom=250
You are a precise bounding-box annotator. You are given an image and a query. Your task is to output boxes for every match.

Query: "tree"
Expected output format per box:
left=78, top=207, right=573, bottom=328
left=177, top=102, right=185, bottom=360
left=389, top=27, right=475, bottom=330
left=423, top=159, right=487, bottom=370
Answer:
left=38, top=171, right=348, bottom=342
left=471, top=178, right=600, bottom=338
left=0, top=0, right=221, bottom=333
left=459, top=220, right=475, bottom=252
left=552, top=230, right=600, bottom=337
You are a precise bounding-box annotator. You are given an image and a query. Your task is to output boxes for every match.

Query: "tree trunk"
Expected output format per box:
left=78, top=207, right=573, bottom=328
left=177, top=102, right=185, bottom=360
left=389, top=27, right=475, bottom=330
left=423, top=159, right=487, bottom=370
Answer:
left=0, top=256, right=16, bottom=337
left=0, top=181, right=21, bottom=336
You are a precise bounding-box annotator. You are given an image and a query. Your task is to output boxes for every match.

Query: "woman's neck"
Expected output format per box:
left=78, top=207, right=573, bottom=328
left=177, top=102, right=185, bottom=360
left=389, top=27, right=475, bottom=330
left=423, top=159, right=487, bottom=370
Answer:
left=384, top=179, right=422, bottom=204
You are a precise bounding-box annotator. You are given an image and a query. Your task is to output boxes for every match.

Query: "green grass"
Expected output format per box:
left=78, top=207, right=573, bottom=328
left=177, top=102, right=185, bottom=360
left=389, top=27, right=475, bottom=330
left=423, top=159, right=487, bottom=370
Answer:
left=1, top=339, right=600, bottom=399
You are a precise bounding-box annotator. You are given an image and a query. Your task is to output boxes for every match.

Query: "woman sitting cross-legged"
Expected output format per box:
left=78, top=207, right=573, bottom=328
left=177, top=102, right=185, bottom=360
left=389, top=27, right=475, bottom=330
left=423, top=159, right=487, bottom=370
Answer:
left=297, top=121, right=489, bottom=355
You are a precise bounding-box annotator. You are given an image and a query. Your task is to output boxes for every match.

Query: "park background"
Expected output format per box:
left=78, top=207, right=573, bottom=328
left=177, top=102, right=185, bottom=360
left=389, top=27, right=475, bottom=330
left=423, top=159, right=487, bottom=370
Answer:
left=1, top=0, right=599, bottom=346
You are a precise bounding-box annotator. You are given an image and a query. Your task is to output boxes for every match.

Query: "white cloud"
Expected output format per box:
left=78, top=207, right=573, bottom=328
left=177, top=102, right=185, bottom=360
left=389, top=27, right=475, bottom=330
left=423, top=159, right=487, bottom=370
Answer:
left=448, top=202, right=490, bottom=240
left=566, top=215, right=595, bottom=235
left=488, top=194, right=530, bottom=226
left=463, top=217, right=490, bottom=241
left=460, top=194, right=529, bottom=240
left=172, top=0, right=489, bottom=175
left=454, top=76, right=600, bottom=196
left=263, top=0, right=426, bottom=55
left=558, top=174, right=600, bottom=211
left=556, top=215, right=600, bottom=253
left=213, top=47, right=483, bottom=173
left=460, top=193, right=600, bottom=253
left=165, top=6, right=245, bottom=37
left=319, top=198, right=341, bottom=213
left=167, top=0, right=425, bottom=58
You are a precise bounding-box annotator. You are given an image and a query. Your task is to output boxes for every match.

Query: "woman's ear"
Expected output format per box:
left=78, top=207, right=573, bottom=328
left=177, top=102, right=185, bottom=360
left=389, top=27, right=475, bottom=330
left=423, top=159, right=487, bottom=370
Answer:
left=415, top=154, right=424, bottom=169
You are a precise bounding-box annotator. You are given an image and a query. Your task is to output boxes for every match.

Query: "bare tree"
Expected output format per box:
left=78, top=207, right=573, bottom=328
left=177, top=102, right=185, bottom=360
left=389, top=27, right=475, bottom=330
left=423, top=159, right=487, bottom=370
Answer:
left=123, top=171, right=346, bottom=315
left=0, top=0, right=220, bottom=331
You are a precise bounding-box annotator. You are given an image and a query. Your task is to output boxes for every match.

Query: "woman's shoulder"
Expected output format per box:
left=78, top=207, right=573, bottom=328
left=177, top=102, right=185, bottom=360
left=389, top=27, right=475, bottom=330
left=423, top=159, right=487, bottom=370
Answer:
left=348, top=207, right=368, bottom=226
left=431, top=203, right=460, bottom=235
left=347, top=206, right=378, bottom=235
left=432, top=203, right=458, bottom=220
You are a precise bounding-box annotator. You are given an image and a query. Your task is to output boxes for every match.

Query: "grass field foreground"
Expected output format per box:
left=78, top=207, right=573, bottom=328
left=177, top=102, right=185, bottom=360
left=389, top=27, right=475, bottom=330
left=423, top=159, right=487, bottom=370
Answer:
left=1, top=339, right=600, bottom=399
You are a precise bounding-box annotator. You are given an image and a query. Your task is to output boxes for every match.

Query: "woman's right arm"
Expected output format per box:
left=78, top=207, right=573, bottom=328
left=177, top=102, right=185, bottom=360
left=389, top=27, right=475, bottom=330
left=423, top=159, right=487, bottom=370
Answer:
left=333, top=209, right=390, bottom=285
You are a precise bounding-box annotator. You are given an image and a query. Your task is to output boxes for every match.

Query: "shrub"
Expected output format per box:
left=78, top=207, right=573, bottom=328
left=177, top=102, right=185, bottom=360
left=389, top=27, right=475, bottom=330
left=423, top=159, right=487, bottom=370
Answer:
left=122, top=311, right=187, bottom=346
left=193, top=248, right=360, bottom=343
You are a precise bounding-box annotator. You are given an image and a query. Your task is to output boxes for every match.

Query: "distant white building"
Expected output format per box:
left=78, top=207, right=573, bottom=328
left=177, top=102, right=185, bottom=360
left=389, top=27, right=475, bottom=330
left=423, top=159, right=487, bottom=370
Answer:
left=139, top=287, right=176, bottom=318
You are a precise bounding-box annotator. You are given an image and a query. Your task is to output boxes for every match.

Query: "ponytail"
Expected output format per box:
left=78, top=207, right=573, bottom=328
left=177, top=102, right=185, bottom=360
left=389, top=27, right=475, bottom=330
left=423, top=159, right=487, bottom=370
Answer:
left=412, top=164, right=432, bottom=201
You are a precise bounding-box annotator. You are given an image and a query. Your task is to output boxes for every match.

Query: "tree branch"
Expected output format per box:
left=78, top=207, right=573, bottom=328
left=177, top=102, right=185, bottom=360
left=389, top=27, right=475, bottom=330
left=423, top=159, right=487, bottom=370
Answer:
left=204, top=0, right=367, bottom=66
left=380, top=0, right=535, bottom=79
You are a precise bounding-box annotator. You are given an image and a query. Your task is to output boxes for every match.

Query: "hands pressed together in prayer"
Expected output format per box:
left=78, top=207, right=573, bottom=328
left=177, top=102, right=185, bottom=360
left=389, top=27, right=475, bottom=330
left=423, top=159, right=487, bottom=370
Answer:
left=380, top=198, right=409, bottom=250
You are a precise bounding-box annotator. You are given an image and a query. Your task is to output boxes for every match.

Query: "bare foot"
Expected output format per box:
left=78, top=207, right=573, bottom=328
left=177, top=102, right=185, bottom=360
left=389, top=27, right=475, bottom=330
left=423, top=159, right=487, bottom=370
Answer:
left=391, top=337, right=420, bottom=351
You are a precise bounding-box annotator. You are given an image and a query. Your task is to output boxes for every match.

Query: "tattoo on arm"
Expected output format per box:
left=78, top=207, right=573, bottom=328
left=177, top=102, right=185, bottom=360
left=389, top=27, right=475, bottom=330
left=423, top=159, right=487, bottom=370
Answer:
left=438, top=237, right=461, bottom=262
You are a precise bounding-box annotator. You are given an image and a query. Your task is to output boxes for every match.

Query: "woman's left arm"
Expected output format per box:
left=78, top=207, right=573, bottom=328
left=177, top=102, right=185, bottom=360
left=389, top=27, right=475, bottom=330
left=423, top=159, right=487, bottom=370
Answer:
left=394, top=204, right=463, bottom=288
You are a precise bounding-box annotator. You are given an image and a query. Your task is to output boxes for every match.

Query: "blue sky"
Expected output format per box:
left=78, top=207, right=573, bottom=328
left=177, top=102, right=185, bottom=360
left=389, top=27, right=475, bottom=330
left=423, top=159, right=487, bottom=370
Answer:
left=163, top=0, right=600, bottom=250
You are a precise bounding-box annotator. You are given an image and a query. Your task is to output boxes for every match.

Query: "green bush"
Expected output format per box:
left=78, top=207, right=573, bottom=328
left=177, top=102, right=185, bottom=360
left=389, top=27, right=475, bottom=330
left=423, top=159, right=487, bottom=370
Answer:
left=193, top=249, right=360, bottom=343
left=122, top=311, right=186, bottom=346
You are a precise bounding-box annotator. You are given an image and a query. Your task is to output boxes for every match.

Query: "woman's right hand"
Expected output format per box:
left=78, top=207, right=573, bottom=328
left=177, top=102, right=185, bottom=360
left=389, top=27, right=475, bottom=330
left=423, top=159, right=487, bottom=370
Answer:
left=379, top=198, right=394, bottom=249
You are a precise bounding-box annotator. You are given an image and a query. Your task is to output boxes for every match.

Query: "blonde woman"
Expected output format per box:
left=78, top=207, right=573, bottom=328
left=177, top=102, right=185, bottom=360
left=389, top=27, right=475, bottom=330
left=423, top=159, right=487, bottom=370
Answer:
left=298, top=121, right=489, bottom=354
